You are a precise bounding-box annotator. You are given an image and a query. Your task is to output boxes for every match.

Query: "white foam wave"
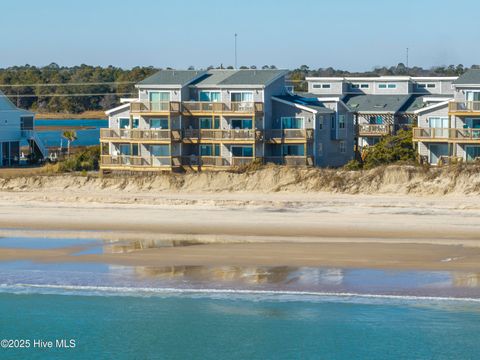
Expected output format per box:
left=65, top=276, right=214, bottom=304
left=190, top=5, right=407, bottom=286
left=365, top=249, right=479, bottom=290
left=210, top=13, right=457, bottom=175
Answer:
left=1, top=283, right=480, bottom=304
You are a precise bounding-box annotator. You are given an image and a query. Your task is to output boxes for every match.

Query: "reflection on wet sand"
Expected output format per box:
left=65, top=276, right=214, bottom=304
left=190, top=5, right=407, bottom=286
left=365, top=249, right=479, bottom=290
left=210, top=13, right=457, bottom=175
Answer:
left=103, top=239, right=205, bottom=254
left=453, top=273, right=480, bottom=288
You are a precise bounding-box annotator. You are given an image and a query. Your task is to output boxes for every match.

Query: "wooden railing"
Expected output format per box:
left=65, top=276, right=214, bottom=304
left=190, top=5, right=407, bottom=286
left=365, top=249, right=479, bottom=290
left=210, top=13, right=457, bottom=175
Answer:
left=413, top=127, right=480, bottom=141
left=264, top=156, right=313, bottom=166
left=199, top=156, right=255, bottom=167
left=449, top=101, right=480, bottom=113
left=101, top=155, right=172, bottom=167
left=100, top=128, right=173, bottom=140
left=265, top=129, right=314, bottom=140
left=130, top=101, right=181, bottom=113
left=199, top=129, right=260, bottom=140
left=358, top=124, right=391, bottom=136
left=181, top=101, right=263, bottom=114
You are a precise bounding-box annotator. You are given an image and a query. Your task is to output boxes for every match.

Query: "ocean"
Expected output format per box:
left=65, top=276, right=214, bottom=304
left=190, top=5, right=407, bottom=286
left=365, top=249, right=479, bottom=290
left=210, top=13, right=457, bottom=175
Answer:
left=34, top=119, right=108, bottom=148
left=0, top=236, right=479, bottom=359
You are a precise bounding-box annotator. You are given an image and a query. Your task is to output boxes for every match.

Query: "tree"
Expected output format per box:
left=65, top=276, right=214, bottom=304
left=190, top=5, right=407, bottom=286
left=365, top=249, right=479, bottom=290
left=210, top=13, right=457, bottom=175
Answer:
left=62, top=130, right=77, bottom=156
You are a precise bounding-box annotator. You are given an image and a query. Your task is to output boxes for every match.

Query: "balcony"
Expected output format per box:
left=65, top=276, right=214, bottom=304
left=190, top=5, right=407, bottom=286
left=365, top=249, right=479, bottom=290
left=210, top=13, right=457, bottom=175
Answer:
left=200, top=129, right=261, bottom=141
left=358, top=124, right=391, bottom=137
left=100, top=155, right=173, bottom=169
left=100, top=128, right=180, bottom=142
left=449, top=101, right=480, bottom=114
left=413, top=127, right=480, bottom=143
left=264, top=156, right=313, bottom=166
left=199, top=156, right=256, bottom=167
left=130, top=101, right=181, bottom=114
left=265, top=129, right=314, bottom=143
left=181, top=101, right=264, bottom=115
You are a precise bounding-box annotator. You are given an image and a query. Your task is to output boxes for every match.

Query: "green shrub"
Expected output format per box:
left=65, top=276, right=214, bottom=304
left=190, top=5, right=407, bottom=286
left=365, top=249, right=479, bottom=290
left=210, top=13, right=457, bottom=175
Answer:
left=362, top=129, right=416, bottom=170
left=343, top=159, right=363, bottom=171
left=58, top=146, right=100, bottom=172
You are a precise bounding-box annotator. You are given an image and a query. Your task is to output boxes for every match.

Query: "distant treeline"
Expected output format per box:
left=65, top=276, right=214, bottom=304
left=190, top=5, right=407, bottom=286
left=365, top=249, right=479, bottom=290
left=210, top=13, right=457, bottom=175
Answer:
left=0, top=63, right=478, bottom=113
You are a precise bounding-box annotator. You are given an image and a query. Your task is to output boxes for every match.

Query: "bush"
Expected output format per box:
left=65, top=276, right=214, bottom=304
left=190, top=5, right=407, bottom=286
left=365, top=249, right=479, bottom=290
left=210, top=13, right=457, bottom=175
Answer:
left=58, top=146, right=100, bottom=172
left=362, top=129, right=416, bottom=170
left=343, top=159, right=363, bottom=171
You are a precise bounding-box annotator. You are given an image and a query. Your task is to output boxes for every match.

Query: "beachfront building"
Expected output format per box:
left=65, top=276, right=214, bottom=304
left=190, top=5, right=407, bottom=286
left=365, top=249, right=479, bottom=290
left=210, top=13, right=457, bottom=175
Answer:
left=305, top=76, right=456, bottom=154
left=413, top=69, right=480, bottom=164
left=100, top=69, right=355, bottom=172
left=0, top=91, right=47, bottom=167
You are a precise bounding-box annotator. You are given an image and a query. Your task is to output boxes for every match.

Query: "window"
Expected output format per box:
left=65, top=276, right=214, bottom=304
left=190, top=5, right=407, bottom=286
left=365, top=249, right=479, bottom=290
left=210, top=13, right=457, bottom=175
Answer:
left=339, top=141, right=346, bottom=154
left=428, top=117, right=448, bottom=128
left=200, top=145, right=213, bottom=156
left=281, top=117, right=303, bottom=129
left=150, top=145, right=170, bottom=156
left=231, top=92, right=253, bottom=102
left=199, top=91, right=221, bottom=102
left=149, top=92, right=170, bottom=111
left=231, top=119, right=253, bottom=129
left=331, top=116, right=336, bottom=129
left=132, top=144, right=139, bottom=156
left=318, top=116, right=323, bottom=130
left=339, top=115, right=346, bottom=129
left=200, top=118, right=212, bottom=129
left=284, top=86, right=294, bottom=93
left=231, top=146, right=253, bottom=157
left=312, top=83, right=330, bottom=89
left=282, top=144, right=304, bottom=156
left=360, top=84, right=369, bottom=89
left=369, top=115, right=383, bottom=125
left=132, top=118, right=139, bottom=129
left=378, top=83, right=397, bottom=89
left=150, top=118, right=169, bottom=129
left=427, top=84, right=436, bottom=88
left=119, top=144, right=130, bottom=155
left=119, top=118, right=130, bottom=129
left=351, top=84, right=360, bottom=89
left=418, top=83, right=436, bottom=89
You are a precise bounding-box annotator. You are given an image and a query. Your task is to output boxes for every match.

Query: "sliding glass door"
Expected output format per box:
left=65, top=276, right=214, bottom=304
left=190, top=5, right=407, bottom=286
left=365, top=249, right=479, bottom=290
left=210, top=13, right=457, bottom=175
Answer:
left=149, top=92, right=170, bottom=111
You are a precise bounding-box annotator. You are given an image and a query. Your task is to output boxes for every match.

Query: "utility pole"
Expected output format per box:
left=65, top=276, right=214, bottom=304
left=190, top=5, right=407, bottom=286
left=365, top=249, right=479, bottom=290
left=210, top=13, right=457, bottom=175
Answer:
left=235, top=33, right=238, bottom=69
left=406, top=48, right=409, bottom=68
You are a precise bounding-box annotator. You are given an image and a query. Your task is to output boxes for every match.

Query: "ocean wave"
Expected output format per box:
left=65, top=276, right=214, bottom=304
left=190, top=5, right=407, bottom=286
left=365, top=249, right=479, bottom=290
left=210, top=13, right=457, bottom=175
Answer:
left=1, top=283, right=480, bottom=305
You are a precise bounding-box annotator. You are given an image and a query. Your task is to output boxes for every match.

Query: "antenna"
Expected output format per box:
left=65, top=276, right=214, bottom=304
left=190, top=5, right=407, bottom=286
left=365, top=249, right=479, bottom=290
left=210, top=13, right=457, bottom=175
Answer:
left=235, top=33, right=238, bottom=69
left=406, top=48, right=409, bottom=68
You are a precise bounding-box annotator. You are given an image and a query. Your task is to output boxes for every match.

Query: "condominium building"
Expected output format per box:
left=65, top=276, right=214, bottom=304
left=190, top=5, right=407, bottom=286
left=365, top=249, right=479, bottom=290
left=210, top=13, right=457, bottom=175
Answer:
left=0, top=91, right=47, bottom=167
left=100, top=69, right=354, bottom=172
left=413, top=69, right=480, bottom=164
left=305, top=75, right=456, bottom=153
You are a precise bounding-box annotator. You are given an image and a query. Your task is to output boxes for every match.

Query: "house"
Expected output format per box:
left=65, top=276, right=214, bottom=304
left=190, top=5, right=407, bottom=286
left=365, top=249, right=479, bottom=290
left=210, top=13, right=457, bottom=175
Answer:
left=305, top=76, right=456, bottom=154
left=0, top=91, right=47, bottom=167
left=100, top=69, right=355, bottom=172
left=413, top=69, right=480, bottom=164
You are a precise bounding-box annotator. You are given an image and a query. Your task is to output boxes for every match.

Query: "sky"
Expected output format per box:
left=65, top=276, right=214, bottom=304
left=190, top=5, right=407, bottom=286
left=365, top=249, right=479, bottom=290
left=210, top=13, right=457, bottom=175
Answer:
left=1, top=0, right=479, bottom=71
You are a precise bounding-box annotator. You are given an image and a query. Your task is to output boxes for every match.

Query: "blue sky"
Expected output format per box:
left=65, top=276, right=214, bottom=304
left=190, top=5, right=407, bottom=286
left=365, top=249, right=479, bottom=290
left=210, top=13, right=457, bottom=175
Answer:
left=2, top=0, right=478, bottom=70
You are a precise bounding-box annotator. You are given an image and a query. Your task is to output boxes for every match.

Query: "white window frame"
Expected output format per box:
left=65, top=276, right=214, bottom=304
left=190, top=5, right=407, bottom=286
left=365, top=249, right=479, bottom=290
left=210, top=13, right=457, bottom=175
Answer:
left=378, top=83, right=397, bottom=89
left=280, top=116, right=304, bottom=129
left=339, top=115, right=346, bottom=129
left=230, top=91, right=254, bottom=102
left=318, top=116, right=323, bottom=130
left=199, top=90, right=222, bottom=102
left=339, top=141, right=346, bottom=154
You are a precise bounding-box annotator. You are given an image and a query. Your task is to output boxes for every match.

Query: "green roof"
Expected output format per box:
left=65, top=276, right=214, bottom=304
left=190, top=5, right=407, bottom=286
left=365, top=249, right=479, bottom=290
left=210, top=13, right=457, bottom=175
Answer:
left=343, top=94, right=410, bottom=113
left=137, top=70, right=206, bottom=86
left=453, top=69, right=480, bottom=85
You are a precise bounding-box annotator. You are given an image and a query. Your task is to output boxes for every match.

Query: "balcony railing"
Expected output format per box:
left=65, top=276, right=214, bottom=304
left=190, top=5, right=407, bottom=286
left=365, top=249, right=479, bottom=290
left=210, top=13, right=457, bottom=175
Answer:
left=130, top=101, right=181, bottom=113
left=264, top=156, right=313, bottom=166
left=265, top=129, right=314, bottom=141
left=101, top=155, right=172, bottom=167
left=449, top=101, right=480, bottom=113
left=199, top=129, right=260, bottom=140
left=358, top=124, right=391, bottom=136
left=413, top=127, right=480, bottom=141
left=182, top=101, right=263, bottom=114
left=100, top=128, right=173, bottom=141
left=200, top=156, right=255, bottom=167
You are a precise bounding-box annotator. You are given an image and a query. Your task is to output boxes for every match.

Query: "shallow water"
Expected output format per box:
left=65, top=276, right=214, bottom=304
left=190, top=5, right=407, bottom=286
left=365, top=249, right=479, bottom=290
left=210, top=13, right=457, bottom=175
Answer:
left=0, top=235, right=480, bottom=359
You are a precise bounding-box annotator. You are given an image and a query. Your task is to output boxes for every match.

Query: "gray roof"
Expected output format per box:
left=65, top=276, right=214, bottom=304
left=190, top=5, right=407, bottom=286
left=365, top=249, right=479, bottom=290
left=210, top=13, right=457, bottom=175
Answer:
left=137, top=70, right=207, bottom=86
left=0, top=90, right=17, bottom=111
left=214, top=69, right=287, bottom=86
left=274, top=94, right=334, bottom=114
left=453, top=69, right=480, bottom=85
left=343, top=94, right=411, bottom=113
left=400, top=94, right=451, bottom=113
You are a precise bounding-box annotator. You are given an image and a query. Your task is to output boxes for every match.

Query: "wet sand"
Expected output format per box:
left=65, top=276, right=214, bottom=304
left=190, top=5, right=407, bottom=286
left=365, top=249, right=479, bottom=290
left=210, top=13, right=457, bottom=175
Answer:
left=0, top=190, right=479, bottom=271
